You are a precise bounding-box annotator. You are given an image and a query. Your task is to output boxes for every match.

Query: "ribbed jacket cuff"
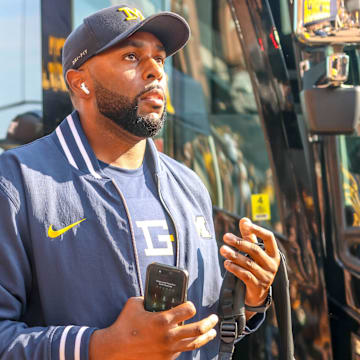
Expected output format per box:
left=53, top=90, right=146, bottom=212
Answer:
left=51, top=325, right=97, bottom=360
left=235, top=312, right=266, bottom=343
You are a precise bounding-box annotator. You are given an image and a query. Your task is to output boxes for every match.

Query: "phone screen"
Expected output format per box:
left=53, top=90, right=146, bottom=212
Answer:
left=144, top=263, right=188, bottom=312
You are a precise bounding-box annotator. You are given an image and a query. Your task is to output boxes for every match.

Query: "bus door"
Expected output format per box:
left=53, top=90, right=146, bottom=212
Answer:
left=289, top=0, right=360, bottom=358
left=220, top=0, right=333, bottom=359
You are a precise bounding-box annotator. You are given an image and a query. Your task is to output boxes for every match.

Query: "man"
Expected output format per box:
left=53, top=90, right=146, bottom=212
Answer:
left=0, top=3, right=280, bottom=359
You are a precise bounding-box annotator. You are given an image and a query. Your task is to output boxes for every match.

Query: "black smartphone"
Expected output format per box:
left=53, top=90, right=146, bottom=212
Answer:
left=144, top=262, right=189, bottom=312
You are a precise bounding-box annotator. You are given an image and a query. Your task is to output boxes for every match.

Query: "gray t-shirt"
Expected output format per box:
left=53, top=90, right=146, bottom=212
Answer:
left=99, top=150, right=176, bottom=288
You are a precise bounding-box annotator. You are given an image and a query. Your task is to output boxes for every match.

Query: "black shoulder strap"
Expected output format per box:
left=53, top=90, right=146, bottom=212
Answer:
left=218, top=270, right=246, bottom=360
left=273, top=251, right=294, bottom=360
left=218, top=249, right=294, bottom=360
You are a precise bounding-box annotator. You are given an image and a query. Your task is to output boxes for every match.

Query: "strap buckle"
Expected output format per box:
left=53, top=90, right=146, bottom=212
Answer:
left=220, top=320, right=238, bottom=344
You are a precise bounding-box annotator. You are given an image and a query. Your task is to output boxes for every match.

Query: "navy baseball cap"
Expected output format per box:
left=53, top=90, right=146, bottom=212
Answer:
left=62, top=4, right=190, bottom=79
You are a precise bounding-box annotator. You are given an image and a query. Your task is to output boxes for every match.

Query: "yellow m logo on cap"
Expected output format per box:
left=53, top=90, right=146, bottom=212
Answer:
left=118, top=7, right=145, bottom=21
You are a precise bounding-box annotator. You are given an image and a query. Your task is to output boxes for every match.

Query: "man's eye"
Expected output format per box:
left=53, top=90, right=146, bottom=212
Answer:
left=155, top=57, right=165, bottom=65
left=125, top=53, right=137, bottom=61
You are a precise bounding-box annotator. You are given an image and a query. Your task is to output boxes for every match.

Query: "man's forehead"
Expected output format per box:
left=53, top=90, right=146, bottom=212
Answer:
left=78, top=32, right=166, bottom=69
left=117, top=31, right=166, bottom=52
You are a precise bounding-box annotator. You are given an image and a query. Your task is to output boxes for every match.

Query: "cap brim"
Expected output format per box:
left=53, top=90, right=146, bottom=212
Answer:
left=97, top=12, right=190, bottom=58
left=0, top=139, right=22, bottom=150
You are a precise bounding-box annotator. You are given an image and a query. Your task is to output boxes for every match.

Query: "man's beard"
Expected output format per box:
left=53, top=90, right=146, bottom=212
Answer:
left=92, top=78, right=167, bottom=138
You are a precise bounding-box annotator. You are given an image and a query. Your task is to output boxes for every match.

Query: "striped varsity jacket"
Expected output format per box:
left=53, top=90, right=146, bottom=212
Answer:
left=0, top=112, right=222, bottom=360
left=0, top=111, right=262, bottom=359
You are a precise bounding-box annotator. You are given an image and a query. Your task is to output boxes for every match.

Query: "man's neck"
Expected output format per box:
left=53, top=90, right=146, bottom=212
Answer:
left=79, top=111, right=147, bottom=170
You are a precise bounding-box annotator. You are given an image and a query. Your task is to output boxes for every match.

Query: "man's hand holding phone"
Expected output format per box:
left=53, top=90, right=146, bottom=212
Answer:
left=89, top=297, right=218, bottom=360
left=89, top=263, right=218, bottom=360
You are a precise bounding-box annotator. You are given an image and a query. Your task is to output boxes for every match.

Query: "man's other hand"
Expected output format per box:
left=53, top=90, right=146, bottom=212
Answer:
left=89, top=297, right=218, bottom=360
left=220, top=217, right=280, bottom=318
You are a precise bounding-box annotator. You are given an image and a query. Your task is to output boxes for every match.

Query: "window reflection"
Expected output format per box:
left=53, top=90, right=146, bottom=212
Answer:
left=350, top=243, right=360, bottom=258
left=169, top=0, right=280, bottom=229
left=340, top=136, right=360, bottom=227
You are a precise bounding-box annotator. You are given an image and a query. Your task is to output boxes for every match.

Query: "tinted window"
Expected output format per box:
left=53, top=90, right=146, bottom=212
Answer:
left=340, top=135, right=360, bottom=228
left=168, top=0, right=281, bottom=230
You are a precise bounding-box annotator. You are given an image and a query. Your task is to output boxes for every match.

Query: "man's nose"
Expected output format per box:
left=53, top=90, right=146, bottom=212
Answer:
left=142, top=58, right=164, bottom=81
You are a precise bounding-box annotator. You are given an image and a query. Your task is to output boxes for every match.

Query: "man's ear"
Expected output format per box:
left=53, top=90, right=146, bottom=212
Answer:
left=66, top=69, right=91, bottom=98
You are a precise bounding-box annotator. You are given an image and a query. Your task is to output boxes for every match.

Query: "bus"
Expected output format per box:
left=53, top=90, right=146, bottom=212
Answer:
left=1, top=0, right=360, bottom=358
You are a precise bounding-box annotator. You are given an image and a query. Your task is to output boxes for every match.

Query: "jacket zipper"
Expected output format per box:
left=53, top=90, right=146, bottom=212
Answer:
left=155, top=174, right=180, bottom=268
left=111, top=179, right=144, bottom=296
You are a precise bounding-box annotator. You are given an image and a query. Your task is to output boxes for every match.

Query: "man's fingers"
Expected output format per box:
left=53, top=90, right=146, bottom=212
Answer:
left=220, top=245, right=274, bottom=281
left=221, top=237, right=278, bottom=273
left=223, top=260, right=261, bottom=285
left=171, top=329, right=217, bottom=353
left=164, top=301, right=197, bottom=326
left=224, top=220, right=279, bottom=261
left=220, top=218, right=281, bottom=309
left=170, top=314, right=218, bottom=341
left=240, top=218, right=279, bottom=259
left=223, top=260, right=270, bottom=307
left=239, top=217, right=258, bottom=243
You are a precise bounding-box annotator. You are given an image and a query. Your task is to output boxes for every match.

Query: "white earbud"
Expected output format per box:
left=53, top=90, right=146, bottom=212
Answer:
left=80, top=82, right=90, bottom=95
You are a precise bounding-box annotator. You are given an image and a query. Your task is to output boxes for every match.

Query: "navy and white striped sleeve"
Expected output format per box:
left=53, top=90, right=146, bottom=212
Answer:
left=0, top=182, right=97, bottom=359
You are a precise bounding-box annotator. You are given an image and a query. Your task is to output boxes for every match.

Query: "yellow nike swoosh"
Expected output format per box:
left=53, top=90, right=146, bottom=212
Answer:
left=48, top=219, right=86, bottom=239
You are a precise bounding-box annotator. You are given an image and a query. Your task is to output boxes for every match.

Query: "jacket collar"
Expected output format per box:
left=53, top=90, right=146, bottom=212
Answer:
left=53, top=110, right=163, bottom=178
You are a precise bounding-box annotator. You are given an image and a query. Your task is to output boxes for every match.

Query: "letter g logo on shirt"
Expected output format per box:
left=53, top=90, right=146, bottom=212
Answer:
left=136, top=220, right=174, bottom=256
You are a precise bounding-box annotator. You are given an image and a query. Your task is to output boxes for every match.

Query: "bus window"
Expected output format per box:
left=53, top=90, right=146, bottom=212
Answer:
left=169, top=0, right=281, bottom=231
left=340, top=134, right=360, bottom=228
left=338, top=132, right=360, bottom=266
